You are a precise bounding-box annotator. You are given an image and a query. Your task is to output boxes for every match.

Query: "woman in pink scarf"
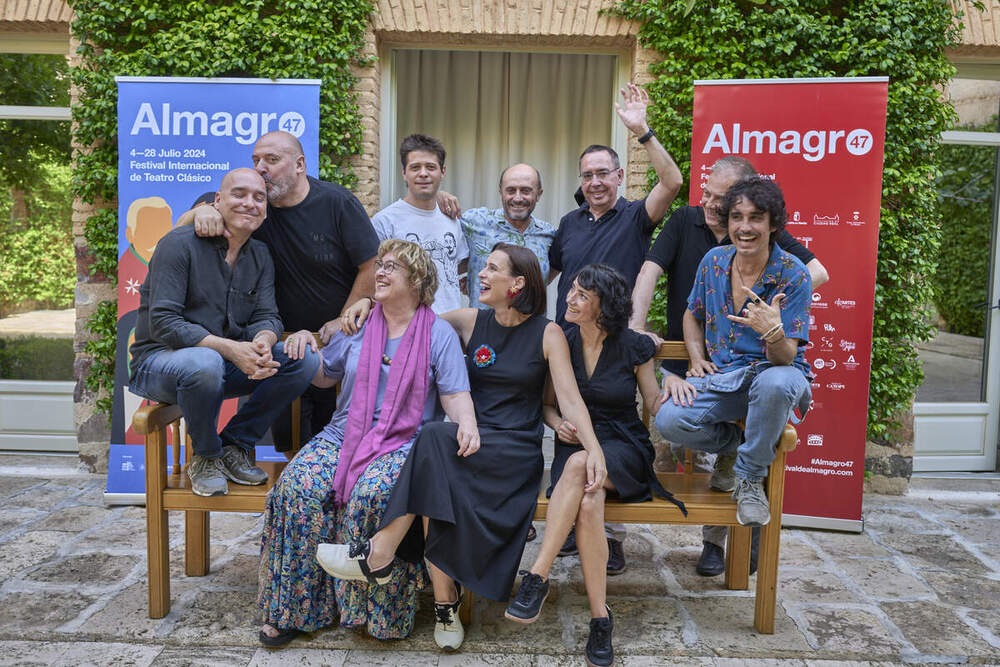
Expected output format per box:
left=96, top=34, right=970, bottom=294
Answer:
left=258, top=240, right=477, bottom=647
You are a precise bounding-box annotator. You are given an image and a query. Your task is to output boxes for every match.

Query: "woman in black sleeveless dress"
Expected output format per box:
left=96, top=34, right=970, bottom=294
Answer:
left=505, top=264, right=685, bottom=667
left=316, top=244, right=607, bottom=651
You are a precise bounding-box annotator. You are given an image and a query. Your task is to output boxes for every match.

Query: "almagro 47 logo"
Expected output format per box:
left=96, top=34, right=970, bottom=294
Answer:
left=130, top=103, right=306, bottom=145
left=702, top=123, right=873, bottom=162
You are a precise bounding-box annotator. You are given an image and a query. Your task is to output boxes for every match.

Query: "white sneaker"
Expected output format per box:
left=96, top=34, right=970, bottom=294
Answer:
left=433, top=584, right=464, bottom=651
left=315, top=540, right=393, bottom=584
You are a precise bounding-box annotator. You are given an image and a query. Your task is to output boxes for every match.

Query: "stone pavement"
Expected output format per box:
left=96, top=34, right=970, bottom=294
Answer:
left=1, top=455, right=998, bottom=666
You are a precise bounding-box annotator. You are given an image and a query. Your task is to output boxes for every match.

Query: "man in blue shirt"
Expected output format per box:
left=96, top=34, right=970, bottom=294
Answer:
left=654, top=176, right=812, bottom=526
left=461, top=163, right=555, bottom=307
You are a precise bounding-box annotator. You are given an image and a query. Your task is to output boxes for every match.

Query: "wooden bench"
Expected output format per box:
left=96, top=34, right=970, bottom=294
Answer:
left=136, top=339, right=795, bottom=634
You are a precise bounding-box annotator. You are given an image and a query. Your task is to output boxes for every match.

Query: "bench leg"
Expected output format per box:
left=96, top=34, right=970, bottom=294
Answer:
left=185, top=511, right=210, bottom=576
left=459, top=589, right=473, bottom=625
left=724, top=524, right=751, bottom=591
left=754, top=450, right=788, bottom=634
left=145, top=427, right=171, bottom=619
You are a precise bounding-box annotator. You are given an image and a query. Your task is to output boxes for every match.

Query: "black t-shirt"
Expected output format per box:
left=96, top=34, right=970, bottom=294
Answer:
left=646, top=205, right=816, bottom=345
left=550, top=196, right=657, bottom=324
left=252, top=176, right=379, bottom=331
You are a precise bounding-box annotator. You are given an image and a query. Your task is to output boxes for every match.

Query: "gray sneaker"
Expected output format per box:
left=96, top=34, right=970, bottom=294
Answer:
left=220, top=445, right=268, bottom=485
left=710, top=450, right=738, bottom=492
left=188, top=455, right=228, bottom=497
left=732, top=478, right=770, bottom=526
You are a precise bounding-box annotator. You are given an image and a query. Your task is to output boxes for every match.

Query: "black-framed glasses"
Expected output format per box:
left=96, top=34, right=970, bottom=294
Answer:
left=374, top=258, right=405, bottom=275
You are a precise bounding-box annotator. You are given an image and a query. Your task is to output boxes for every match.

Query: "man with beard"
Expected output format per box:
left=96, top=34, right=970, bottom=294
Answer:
left=629, top=156, right=828, bottom=578
left=460, top=163, right=555, bottom=308
left=181, top=131, right=379, bottom=453
left=130, top=169, right=319, bottom=496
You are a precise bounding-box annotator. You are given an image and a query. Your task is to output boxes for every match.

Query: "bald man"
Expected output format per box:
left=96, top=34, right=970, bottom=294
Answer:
left=457, top=163, right=555, bottom=307
left=181, top=131, right=379, bottom=452
left=130, top=169, right=319, bottom=497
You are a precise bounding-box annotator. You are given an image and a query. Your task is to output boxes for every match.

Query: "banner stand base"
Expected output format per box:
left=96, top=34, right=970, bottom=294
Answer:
left=104, top=492, right=146, bottom=506
left=782, top=512, right=863, bottom=533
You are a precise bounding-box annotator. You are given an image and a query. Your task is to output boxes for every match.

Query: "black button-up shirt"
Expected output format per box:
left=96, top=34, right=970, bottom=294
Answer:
left=130, top=225, right=282, bottom=377
left=550, top=196, right=656, bottom=323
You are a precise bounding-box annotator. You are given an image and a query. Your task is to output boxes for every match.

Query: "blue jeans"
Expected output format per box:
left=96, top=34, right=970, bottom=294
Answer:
left=654, top=364, right=810, bottom=482
left=130, top=342, right=320, bottom=458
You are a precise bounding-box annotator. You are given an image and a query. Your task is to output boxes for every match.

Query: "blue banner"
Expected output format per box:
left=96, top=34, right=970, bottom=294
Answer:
left=108, top=77, right=320, bottom=500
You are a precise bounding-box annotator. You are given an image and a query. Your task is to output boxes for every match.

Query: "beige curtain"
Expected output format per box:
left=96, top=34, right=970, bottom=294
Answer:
left=394, top=49, right=617, bottom=229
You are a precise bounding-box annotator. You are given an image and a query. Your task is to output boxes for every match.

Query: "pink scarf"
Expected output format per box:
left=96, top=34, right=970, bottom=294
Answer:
left=332, top=302, right=434, bottom=506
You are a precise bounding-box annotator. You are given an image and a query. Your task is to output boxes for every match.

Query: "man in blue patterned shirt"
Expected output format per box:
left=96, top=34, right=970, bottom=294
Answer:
left=460, top=163, right=555, bottom=308
left=654, top=176, right=812, bottom=526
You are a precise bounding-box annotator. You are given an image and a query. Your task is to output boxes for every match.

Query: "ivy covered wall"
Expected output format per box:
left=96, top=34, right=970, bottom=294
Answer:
left=612, top=0, right=969, bottom=491
left=68, top=0, right=375, bottom=468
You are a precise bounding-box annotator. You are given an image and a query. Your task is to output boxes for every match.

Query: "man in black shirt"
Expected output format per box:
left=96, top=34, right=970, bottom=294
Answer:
left=130, top=169, right=319, bottom=497
left=548, top=83, right=683, bottom=324
left=631, top=156, right=829, bottom=578
left=183, top=131, right=379, bottom=452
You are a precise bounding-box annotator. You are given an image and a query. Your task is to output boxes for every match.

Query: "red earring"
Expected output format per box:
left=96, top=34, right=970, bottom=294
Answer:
left=507, top=286, right=521, bottom=299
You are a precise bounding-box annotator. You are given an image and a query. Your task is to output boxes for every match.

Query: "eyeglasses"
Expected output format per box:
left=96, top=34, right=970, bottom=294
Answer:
left=374, top=259, right=405, bottom=275
left=579, top=169, right=615, bottom=182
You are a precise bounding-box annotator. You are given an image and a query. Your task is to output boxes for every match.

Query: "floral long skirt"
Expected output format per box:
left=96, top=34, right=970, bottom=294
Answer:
left=257, top=435, right=426, bottom=638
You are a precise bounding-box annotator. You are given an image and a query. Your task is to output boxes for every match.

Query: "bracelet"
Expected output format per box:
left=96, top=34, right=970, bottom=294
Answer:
left=764, top=328, right=785, bottom=344
left=366, top=296, right=376, bottom=306
left=637, top=128, right=656, bottom=144
left=761, top=323, right=782, bottom=339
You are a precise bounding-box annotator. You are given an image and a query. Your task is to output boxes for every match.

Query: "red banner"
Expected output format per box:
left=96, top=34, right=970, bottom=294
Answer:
left=690, top=78, right=888, bottom=526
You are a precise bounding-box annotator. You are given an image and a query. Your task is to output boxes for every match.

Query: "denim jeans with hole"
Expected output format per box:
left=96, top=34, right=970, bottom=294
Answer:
left=654, top=363, right=810, bottom=482
left=130, top=342, right=319, bottom=458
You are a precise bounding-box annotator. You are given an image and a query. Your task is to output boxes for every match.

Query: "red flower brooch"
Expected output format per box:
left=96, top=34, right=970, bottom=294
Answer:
left=473, top=344, right=496, bottom=368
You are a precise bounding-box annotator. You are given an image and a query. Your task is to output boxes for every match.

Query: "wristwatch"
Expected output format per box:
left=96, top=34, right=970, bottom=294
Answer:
left=637, top=128, right=656, bottom=144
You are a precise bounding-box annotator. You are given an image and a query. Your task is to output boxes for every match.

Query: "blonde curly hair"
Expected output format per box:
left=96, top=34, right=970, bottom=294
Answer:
left=377, top=238, right=438, bottom=307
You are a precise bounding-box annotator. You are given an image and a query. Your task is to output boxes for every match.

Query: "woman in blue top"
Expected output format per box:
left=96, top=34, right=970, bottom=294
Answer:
left=257, top=239, right=477, bottom=646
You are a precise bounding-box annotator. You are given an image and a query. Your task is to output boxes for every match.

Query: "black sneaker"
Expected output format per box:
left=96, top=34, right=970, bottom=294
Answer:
left=558, top=528, right=578, bottom=556
left=585, top=605, right=614, bottom=667
left=504, top=570, right=549, bottom=624
left=695, top=541, right=725, bottom=577
left=606, top=538, right=626, bottom=576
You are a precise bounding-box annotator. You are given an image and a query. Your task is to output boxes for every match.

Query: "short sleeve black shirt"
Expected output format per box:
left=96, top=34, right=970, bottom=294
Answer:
left=252, top=176, right=379, bottom=331
left=646, top=205, right=816, bottom=344
left=550, top=196, right=657, bottom=324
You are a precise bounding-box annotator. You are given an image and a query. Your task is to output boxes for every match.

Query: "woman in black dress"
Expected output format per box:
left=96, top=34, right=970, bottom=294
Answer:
left=505, top=263, right=685, bottom=667
left=316, top=243, right=607, bottom=651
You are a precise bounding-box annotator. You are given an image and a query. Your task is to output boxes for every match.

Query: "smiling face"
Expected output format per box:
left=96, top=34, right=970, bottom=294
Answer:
left=477, top=249, right=523, bottom=308
left=402, top=149, right=445, bottom=202
left=215, top=169, right=267, bottom=237
left=701, top=167, right=742, bottom=235
left=373, top=250, right=418, bottom=305
left=499, top=164, right=542, bottom=225
left=579, top=150, right=622, bottom=214
left=251, top=133, right=305, bottom=204
left=727, top=195, right=776, bottom=261
left=564, top=279, right=601, bottom=327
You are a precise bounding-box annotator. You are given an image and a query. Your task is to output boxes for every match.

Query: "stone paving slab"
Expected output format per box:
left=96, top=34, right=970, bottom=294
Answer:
left=0, top=455, right=999, bottom=665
